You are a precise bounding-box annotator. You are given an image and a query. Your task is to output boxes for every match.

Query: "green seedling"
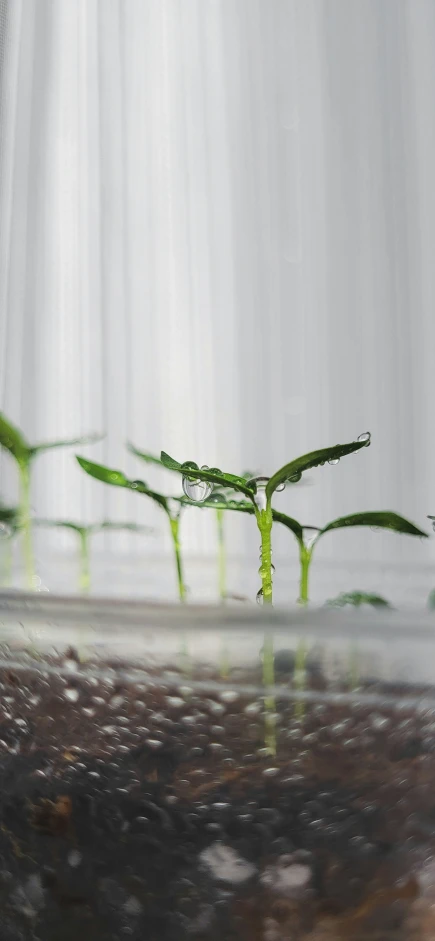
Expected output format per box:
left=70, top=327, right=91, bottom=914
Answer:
left=0, top=502, right=19, bottom=587
left=0, top=412, right=101, bottom=588
left=34, top=519, right=152, bottom=594
left=128, top=441, right=254, bottom=603
left=76, top=456, right=187, bottom=602
left=161, top=434, right=371, bottom=750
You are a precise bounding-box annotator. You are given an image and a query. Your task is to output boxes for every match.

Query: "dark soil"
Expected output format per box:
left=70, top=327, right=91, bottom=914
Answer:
left=0, top=650, right=434, bottom=940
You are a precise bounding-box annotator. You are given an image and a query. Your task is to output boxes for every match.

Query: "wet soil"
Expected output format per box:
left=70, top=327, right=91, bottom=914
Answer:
left=0, top=652, right=434, bottom=940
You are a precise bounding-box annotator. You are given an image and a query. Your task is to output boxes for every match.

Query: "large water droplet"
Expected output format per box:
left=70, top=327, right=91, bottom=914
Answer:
left=357, top=431, right=371, bottom=447
left=275, top=481, right=286, bottom=492
left=246, top=476, right=269, bottom=512
left=130, top=479, right=145, bottom=490
left=256, top=588, right=264, bottom=605
left=288, top=471, right=302, bottom=483
left=302, top=527, right=320, bottom=549
left=328, top=458, right=340, bottom=465
left=182, top=476, right=213, bottom=502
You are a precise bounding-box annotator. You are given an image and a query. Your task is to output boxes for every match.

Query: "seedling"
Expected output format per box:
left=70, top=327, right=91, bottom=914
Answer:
left=34, top=519, right=152, bottom=594
left=128, top=442, right=254, bottom=603
left=327, top=591, right=391, bottom=608
left=161, top=435, right=372, bottom=748
left=76, top=457, right=187, bottom=602
left=0, top=412, right=101, bottom=588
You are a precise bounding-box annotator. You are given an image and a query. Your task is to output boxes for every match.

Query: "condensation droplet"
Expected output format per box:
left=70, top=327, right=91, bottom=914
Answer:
left=182, top=476, right=213, bottom=503
left=357, top=431, right=371, bottom=447
left=328, top=458, right=340, bottom=465
left=256, top=588, right=264, bottom=605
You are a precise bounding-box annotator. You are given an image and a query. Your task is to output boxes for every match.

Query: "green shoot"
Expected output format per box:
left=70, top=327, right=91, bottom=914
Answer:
left=0, top=412, right=101, bottom=589
left=34, top=518, right=152, bottom=594
left=162, top=436, right=369, bottom=751
left=76, top=456, right=187, bottom=602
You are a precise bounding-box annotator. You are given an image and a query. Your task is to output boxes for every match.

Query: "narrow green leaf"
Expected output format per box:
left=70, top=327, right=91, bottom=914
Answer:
left=186, top=494, right=304, bottom=542
left=77, top=456, right=169, bottom=513
left=34, top=518, right=85, bottom=535
left=320, top=511, right=427, bottom=539
left=266, top=438, right=369, bottom=500
left=0, top=412, right=29, bottom=463
left=96, top=520, right=153, bottom=534
left=76, top=456, right=128, bottom=487
left=160, top=451, right=254, bottom=500
left=31, top=432, right=103, bottom=457
left=127, top=441, right=167, bottom=469
left=0, top=504, right=19, bottom=528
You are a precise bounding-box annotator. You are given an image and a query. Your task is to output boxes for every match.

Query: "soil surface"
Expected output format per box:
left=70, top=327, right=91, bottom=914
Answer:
left=0, top=649, right=434, bottom=939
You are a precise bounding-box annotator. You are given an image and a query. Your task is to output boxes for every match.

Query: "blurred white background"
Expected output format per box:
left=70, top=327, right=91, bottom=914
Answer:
left=1, top=0, right=435, bottom=603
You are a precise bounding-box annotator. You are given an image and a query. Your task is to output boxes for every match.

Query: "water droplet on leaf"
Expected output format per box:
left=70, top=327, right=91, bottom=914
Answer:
left=302, top=527, right=320, bottom=549
left=357, top=431, right=371, bottom=447
left=288, top=471, right=302, bottom=483
left=130, top=480, right=145, bottom=490
left=275, top=481, right=286, bottom=492
left=328, top=458, right=340, bottom=465
left=256, top=588, right=264, bottom=605
left=182, top=477, right=213, bottom=502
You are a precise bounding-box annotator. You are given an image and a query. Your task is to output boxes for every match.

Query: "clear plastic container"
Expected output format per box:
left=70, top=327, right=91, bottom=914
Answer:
left=0, top=590, right=435, bottom=940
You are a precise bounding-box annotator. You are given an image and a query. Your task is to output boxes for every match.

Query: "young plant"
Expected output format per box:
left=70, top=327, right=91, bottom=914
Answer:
left=161, top=435, right=371, bottom=748
left=0, top=412, right=101, bottom=588
left=76, top=457, right=187, bottom=602
left=34, top=519, right=152, bottom=594
left=128, top=442, right=255, bottom=603
left=327, top=591, right=391, bottom=608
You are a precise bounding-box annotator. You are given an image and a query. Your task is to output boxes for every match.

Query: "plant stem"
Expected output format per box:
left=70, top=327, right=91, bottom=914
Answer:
left=19, top=462, right=35, bottom=589
left=295, top=543, right=312, bottom=718
left=79, top=529, right=91, bottom=594
left=169, top=515, right=186, bottom=603
left=257, top=505, right=276, bottom=752
left=216, top=507, right=226, bottom=601
left=298, top=544, right=311, bottom=605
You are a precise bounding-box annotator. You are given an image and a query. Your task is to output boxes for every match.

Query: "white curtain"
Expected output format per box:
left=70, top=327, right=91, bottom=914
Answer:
left=1, top=0, right=435, bottom=602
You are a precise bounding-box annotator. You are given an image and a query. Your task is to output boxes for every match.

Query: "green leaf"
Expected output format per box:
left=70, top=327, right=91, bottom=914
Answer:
left=127, top=441, right=166, bottom=469
left=34, top=518, right=85, bottom=535
left=95, top=520, right=152, bottom=534
left=77, top=456, right=169, bottom=513
left=186, top=493, right=304, bottom=542
left=76, top=456, right=128, bottom=487
left=160, top=452, right=254, bottom=500
left=31, top=432, right=103, bottom=457
left=320, top=511, right=427, bottom=539
left=266, top=438, right=370, bottom=500
left=0, top=504, right=19, bottom=529
left=327, top=591, right=392, bottom=608
left=0, top=412, right=29, bottom=464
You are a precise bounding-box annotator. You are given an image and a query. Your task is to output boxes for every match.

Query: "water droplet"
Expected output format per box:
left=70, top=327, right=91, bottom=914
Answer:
left=130, top=479, right=145, bottom=490
left=288, top=471, right=302, bottom=483
left=207, top=492, right=227, bottom=505
left=181, top=461, right=199, bottom=471
left=328, top=458, right=340, bottom=465
left=302, top=527, right=320, bottom=549
left=357, top=431, right=371, bottom=447
left=428, top=516, right=435, bottom=532
left=182, top=476, right=213, bottom=502
left=275, top=481, right=286, bottom=492
left=245, top=476, right=269, bottom=511
left=256, top=588, right=264, bottom=605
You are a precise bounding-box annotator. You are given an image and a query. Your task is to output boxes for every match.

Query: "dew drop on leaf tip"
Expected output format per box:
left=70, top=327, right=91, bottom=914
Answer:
left=328, top=458, right=340, bottom=465
left=182, top=477, right=213, bottom=503
left=357, top=431, right=371, bottom=447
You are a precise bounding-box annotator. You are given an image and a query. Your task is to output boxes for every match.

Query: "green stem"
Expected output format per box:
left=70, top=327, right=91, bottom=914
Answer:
left=299, top=544, right=311, bottom=605
left=169, top=515, right=186, bottom=603
left=295, top=543, right=312, bottom=719
left=257, top=505, right=276, bottom=753
left=79, top=529, right=91, bottom=594
left=19, top=462, right=35, bottom=589
left=216, top=507, right=226, bottom=601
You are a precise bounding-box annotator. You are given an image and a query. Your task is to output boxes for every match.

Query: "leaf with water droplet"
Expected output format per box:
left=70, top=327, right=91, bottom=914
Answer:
left=182, top=476, right=213, bottom=503
left=0, top=412, right=30, bottom=464
left=320, top=511, right=427, bottom=539
left=76, top=456, right=171, bottom=512
left=160, top=452, right=255, bottom=501
left=265, top=436, right=370, bottom=500
left=30, top=432, right=103, bottom=458
left=327, top=591, right=391, bottom=608
left=0, top=502, right=19, bottom=530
